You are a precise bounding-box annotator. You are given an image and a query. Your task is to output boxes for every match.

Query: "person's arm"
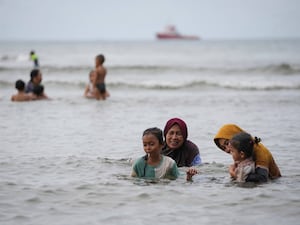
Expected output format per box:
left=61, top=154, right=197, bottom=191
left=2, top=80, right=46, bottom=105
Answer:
left=191, top=154, right=201, bottom=166
left=84, top=85, right=89, bottom=97
left=131, top=170, right=137, bottom=177
left=229, top=164, right=237, bottom=179
left=186, top=167, right=198, bottom=181
left=245, top=167, right=268, bottom=182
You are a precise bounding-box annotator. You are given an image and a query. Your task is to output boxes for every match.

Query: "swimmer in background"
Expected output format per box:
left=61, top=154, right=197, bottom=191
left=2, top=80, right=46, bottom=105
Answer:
left=30, top=50, right=39, bottom=68
left=11, top=79, right=36, bottom=102
left=33, top=84, right=48, bottom=100
left=84, top=70, right=97, bottom=99
left=94, top=54, right=110, bottom=100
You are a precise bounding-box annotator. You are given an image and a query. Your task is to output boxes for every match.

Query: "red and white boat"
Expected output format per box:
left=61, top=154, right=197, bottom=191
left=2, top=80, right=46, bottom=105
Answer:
left=156, top=25, right=200, bottom=40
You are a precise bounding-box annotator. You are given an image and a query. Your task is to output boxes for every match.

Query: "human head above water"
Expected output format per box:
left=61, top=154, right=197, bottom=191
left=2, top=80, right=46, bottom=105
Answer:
left=95, top=54, right=105, bottom=65
left=15, top=79, right=25, bottom=91
left=30, top=69, right=42, bottom=84
left=164, top=118, right=188, bottom=140
left=163, top=118, right=188, bottom=149
left=229, top=132, right=258, bottom=159
left=143, top=127, right=164, bottom=145
left=214, top=124, right=244, bottom=153
left=89, top=70, right=96, bottom=82
left=33, top=85, right=44, bottom=96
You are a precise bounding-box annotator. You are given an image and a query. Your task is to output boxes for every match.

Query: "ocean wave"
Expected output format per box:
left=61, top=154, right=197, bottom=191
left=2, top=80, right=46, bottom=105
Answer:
left=2, top=79, right=299, bottom=91
left=107, top=80, right=300, bottom=91
left=1, top=63, right=300, bottom=75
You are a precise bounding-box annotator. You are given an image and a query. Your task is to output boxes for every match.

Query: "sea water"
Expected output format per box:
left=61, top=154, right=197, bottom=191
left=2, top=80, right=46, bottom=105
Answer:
left=0, top=40, right=300, bottom=225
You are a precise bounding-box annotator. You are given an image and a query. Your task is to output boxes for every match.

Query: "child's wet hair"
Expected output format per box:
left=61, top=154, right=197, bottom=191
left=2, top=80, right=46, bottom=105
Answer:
left=230, top=132, right=261, bottom=158
left=142, top=127, right=164, bottom=145
left=15, top=79, right=25, bottom=90
left=33, top=85, right=44, bottom=96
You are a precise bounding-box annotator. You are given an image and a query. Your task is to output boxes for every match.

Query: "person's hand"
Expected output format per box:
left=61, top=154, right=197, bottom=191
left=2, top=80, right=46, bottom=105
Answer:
left=186, top=167, right=199, bottom=181
left=229, top=164, right=237, bottom=178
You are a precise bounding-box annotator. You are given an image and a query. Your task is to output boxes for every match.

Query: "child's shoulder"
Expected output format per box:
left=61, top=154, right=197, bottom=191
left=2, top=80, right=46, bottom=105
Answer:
left=162, top=155, right=177, bottom=166
left=133, top=156, right=146, bottom=165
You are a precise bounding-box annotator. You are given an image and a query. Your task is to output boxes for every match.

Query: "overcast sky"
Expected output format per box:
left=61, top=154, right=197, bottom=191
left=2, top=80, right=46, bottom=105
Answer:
left=0, top=0, right=299, bottom=41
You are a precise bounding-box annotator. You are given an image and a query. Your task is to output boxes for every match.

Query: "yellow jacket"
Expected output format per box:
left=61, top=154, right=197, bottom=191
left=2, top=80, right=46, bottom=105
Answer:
left=214, top=124, right=281, bottom=179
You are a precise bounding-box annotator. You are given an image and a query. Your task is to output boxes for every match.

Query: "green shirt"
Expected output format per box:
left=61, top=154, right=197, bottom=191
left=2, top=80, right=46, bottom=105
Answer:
left=132, top=155, right=179, bottom=179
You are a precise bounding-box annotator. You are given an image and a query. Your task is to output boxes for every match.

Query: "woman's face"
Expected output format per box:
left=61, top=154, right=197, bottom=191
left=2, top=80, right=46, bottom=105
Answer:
left=165, top=124, right=184, bottom=149
left=218, top=138, right=230, bottom=153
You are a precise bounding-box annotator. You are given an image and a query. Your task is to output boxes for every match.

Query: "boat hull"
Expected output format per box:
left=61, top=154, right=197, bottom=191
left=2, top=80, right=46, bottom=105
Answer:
left=156, top=33, right=199, bottom=40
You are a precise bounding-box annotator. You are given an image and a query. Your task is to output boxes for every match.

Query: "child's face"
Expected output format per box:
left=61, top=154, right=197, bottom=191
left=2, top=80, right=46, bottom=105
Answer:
left=228, top=143, right=243, bottom=162
left=142, top=134, right=163, bottom=154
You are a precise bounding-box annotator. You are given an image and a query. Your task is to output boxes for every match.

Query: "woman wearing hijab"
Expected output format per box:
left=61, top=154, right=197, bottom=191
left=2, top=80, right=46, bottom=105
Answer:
left=162, top=118, right=202, bottom=167
left=214, top=124, right=281, bottom=182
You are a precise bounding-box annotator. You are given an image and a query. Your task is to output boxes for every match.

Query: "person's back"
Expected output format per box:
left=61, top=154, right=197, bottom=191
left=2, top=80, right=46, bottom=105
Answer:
left=254, top=142, right=281, bottom=178
left=11, top=80, right=34, bottom=102
left=94, top=54, right=109, bottom=100
left=95, top=54, right=106, bottom=81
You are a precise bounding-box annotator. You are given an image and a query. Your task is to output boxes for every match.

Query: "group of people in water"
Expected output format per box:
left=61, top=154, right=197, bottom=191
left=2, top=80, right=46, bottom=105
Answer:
left=132, top=118, right=281, bottom=183
left=10, top=52, right=282, bottom=184
left=11, top=68, right=48, bottom=101
left=11, top=52, right=109, bottom=102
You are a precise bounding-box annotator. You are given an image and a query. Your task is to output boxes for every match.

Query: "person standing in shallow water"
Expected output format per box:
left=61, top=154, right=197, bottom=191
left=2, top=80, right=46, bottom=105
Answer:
left=94, top=54, right=110, bottom=100
left=214, top=124, right=281, bottom=182
left=30, top=51, right=39, bottom=68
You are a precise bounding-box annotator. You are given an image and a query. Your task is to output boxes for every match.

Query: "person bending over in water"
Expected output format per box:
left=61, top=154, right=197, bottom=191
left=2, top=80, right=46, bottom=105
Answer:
left=94, top=54, right=110, bottom=100
left=11, top=79, right=36, bottom=102
left=131, top=127, right=179, bottom=180
left=214, top=124, right=281, bottom=182
left=228, top=132, right=256, bottom=182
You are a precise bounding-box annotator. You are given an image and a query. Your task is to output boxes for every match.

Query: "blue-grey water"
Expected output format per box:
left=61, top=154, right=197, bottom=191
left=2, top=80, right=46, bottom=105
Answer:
left=0, top=40, right=300, bottom=225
